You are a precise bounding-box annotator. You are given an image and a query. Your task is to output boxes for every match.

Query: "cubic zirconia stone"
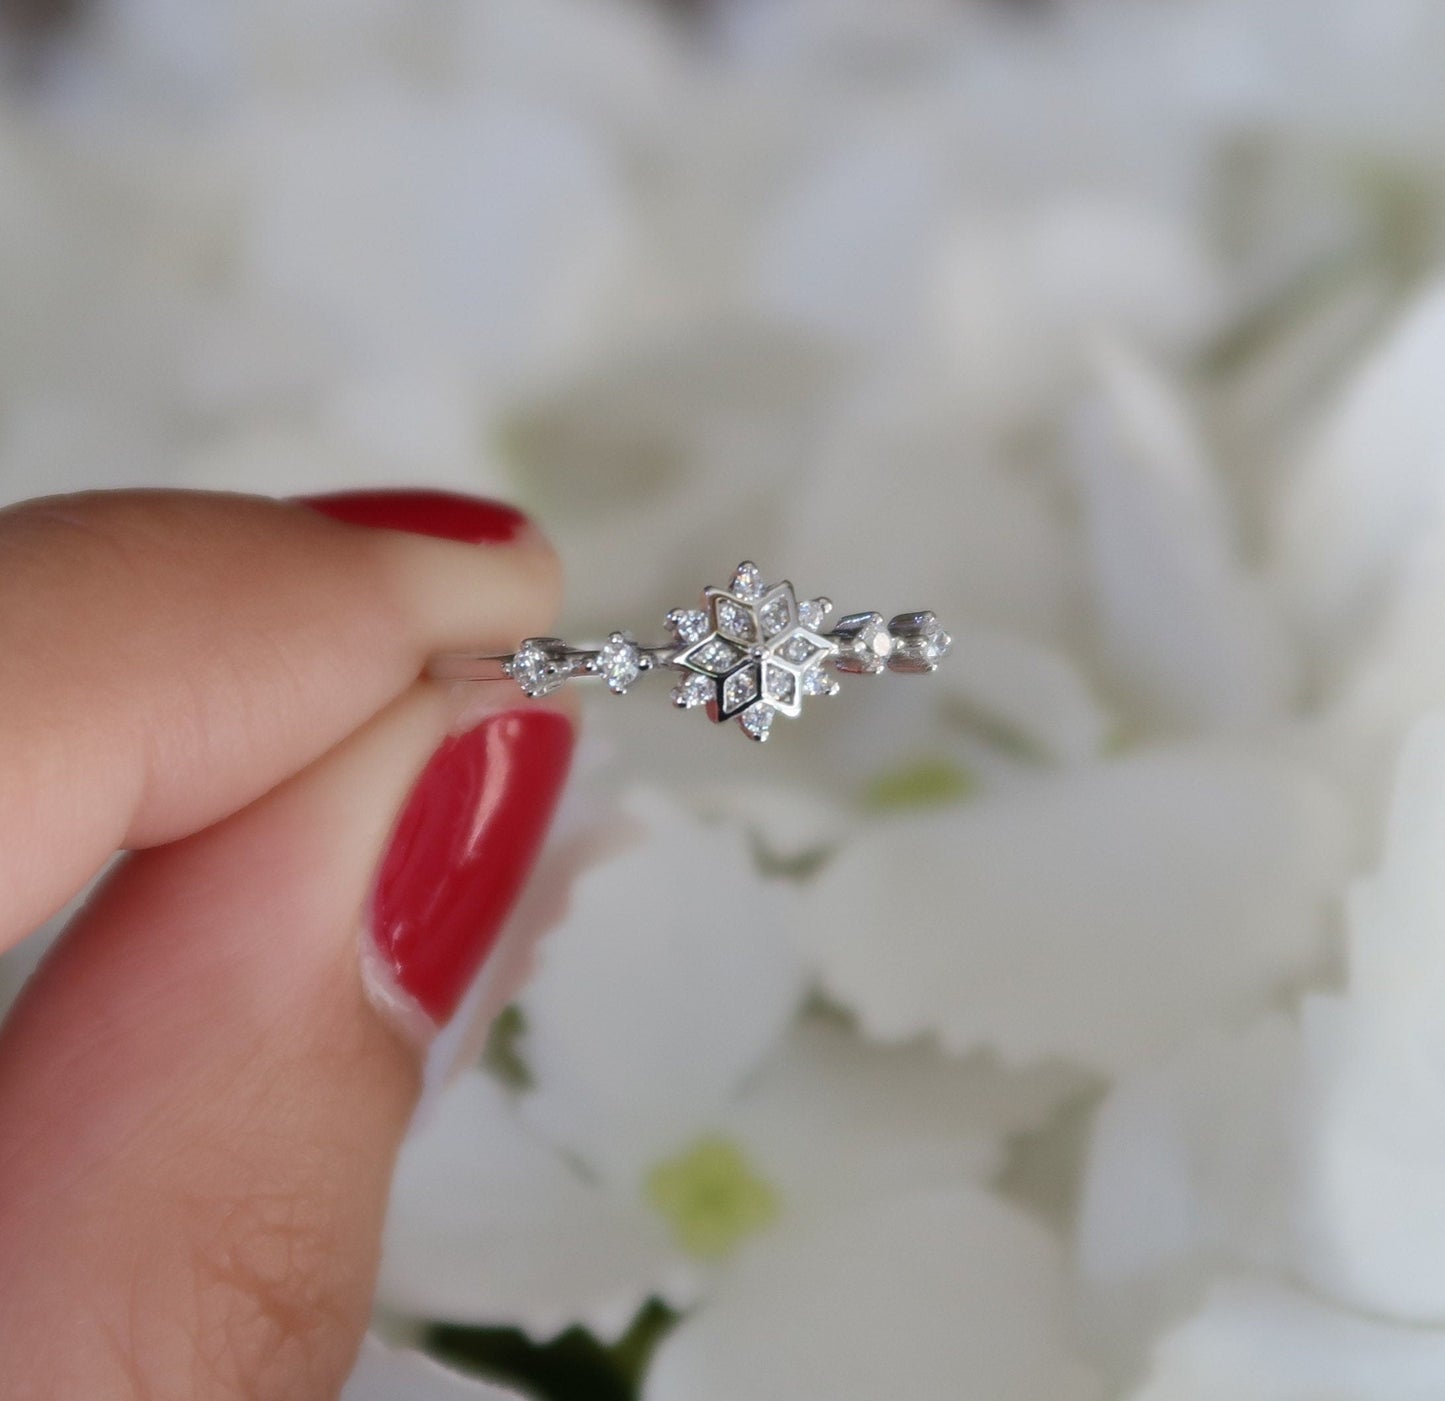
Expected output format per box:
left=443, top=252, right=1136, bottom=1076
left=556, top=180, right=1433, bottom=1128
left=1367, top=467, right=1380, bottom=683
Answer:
left=832, top=612, right=892, bottom=674
left=731, top=562, right=765, bottom=600
left=509, top=639, right=566, bottom=697
left=689, top=636, right=742, bottom=675
left=723, top=664, right=760, bottom=714
left=798, top=596, right=832, bottom=630
left=803, top=665, right=838, bottom=697
left=758, top=593, right=792, bottom=638
left=667, top=608, right=709, bottom=644
left=597, top=633, right=643, bottom=695
left=886, top=611, right=952, bottom=672
left=672, top=672, right=714, bottom=709
left=715, top=598, right=755, bottom=643
left=778, top=634, right=819, bottom=665
left=738, top=703, right=776, bottom=741
left=764, top=664, right=796, bottom=704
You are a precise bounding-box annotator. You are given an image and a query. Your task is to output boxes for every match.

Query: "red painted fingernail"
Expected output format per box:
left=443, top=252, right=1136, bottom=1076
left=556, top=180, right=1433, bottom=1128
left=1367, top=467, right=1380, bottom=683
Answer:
left=370, top=709, right=575, bottom=1026
left=297, top=488, right=530, bottom=545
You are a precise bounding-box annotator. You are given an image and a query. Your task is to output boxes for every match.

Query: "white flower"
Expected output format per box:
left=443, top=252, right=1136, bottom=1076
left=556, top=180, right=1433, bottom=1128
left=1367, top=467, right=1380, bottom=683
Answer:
left=237, top=89, right=628, bottom=394
left=1293, top=714, right=1445, bottom=1319
left=1126, top=1276, right=1445, bottom=1401
left=1277, top=281, right=1445, bottom=682
left=376, top=789, right=1083, bottom=1391
left=1076, top=1017, right=1304, bottom=1362
left=1068, top=338, right=1297, bottom=736
left=1078, top=713, right=1445, bottom=1364
left=644, top=1187, right=1102, bottom=1401
left=797, top=742, right=1349, bottom=1074
left=19, top=0, right=1445, bottom=1392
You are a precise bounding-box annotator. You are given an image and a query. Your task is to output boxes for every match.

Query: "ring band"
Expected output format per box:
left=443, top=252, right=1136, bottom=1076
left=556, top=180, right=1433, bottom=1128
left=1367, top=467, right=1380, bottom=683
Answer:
left=428, top=561, right=950, bottom=742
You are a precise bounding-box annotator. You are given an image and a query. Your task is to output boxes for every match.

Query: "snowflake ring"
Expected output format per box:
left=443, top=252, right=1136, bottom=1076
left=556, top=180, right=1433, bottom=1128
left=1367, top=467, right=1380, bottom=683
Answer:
left=428, top=562, right=950, bottom=742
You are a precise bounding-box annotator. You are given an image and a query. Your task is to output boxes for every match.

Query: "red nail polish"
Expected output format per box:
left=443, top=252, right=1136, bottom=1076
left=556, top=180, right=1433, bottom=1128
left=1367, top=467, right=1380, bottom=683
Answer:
left=370, top=709, right=574, bottom=1025
left=298, top=489, right=530, bottom=545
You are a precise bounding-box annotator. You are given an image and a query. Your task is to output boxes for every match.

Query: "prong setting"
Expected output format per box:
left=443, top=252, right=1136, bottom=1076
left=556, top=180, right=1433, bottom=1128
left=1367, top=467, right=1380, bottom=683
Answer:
left=459, top=564, right=945, bottom=741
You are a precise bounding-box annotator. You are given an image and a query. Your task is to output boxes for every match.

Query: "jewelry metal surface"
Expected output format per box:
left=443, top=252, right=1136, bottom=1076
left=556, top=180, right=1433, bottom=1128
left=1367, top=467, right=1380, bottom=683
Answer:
left=427, top=562, right=951, bottom=742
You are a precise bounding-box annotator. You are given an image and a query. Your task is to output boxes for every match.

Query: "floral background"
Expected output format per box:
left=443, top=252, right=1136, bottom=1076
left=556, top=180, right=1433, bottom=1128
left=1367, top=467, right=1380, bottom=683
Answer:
left=7, top=0, right=1445, bottom=1396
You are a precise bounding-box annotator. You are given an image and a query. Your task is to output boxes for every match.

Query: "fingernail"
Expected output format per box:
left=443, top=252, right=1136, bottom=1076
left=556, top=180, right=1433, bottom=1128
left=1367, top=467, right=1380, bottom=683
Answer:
left=368, top=709, right=575, bottom=1028
left=297, top=488, right=531, bottom=545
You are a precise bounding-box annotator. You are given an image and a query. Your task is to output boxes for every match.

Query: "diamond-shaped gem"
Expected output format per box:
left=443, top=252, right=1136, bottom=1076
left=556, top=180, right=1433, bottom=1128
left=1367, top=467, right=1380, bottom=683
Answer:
left=723, top=664, right=760, bottom=714
left=764, top=664, right=796, bottom=705
left=778, top=634, right=819, bottom=665
left=758, top=593, right=792, bottom=638
left=672, top=672, right=714, bottom=709
left=738, top=703, right=776, bottom=741
left=731, top=562, right=765, bottom=600
left=689, top=636, right=743, bottom=675
left=596, top=633, right=642, bottom=695
left=667, top=608, right=709, bottom=644
left=715, top=598, right=756, bottom=643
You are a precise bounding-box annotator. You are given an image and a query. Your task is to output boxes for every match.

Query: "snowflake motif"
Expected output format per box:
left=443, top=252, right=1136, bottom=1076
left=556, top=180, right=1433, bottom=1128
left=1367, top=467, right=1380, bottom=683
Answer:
left=668, top=563, right=838, bottom=741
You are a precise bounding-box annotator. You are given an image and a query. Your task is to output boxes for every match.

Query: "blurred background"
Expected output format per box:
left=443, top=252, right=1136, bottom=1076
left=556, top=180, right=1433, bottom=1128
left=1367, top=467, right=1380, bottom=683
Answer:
left=8, top=2, right=1445, bottom=1398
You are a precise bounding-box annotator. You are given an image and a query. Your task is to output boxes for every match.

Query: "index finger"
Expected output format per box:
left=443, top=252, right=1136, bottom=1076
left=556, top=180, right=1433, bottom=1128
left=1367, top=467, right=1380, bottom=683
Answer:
left=0, top=487, right=560, bottom=953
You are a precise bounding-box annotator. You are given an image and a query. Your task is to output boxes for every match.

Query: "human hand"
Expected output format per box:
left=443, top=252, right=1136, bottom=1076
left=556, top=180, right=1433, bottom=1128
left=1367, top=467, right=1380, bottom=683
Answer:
left=0, top=489, right=575, bottom=1399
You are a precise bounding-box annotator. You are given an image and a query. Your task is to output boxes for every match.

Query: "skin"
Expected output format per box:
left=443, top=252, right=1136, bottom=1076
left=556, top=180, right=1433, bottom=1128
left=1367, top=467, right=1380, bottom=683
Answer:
left=0, top=490, right=564, bottom=1400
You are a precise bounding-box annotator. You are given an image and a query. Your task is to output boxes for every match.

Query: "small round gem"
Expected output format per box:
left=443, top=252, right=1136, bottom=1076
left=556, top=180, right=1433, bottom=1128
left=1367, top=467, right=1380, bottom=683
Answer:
left=508, top=639, right=567, bottom=697
left=798, top=597, right=832, bottom=630
left=731, top=562, right=765, bottom=600
left=672, top=673, right=714, bottom=709
left=803, top=665, right=838, bottom=697
left=667, top=608, right=709, bottom=644
left=597, top=633, right=643, bottom=695
left=738, top=703, right=776, bottom=741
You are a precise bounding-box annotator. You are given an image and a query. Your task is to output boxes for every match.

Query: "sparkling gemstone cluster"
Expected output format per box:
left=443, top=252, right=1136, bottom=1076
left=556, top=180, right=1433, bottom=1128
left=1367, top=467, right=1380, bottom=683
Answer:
left=500, top=562, right=949, bottom=743
left=668, top=561, right=839, bottom=743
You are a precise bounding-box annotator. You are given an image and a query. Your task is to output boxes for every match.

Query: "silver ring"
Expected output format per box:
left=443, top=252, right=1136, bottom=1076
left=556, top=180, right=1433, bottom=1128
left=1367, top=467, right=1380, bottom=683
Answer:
left=428, top=561, right=951, bottom=742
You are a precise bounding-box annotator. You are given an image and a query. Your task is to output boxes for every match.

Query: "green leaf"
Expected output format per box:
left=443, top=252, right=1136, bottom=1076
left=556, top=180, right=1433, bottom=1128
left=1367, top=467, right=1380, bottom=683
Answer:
left=862, top=758, right=975, bottom=812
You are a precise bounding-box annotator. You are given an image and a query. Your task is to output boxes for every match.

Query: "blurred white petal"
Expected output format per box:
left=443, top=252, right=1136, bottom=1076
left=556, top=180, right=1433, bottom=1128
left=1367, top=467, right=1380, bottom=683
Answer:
left=798, top=744, right=1350, bottom=1072
left=1314, top=526, right=1445, bottom=822
left=241, top=92, right=626, bottom=388
left=752, top=123, right=950, bottom=347
left=344, top=1334, right=530, bottom=1401
left=718, top=1019, right=1084, bottom=1222
left=1295, top=714, right=1445, bottom=1319
left=936, top=201, right=1222, bottom=440
left=786, top=395, right=1083, bottom=647
left=378, top=1071, right=691, bottom=1344
left=1071, top=338, right=1296, bottom=734
left=1077, top=1018, right=1303, bottom=1361
left=1278, top=280, right=1445, bottom=673
left=511, top=325, right=843, bottom=634
left=1128, top=1277, right=1445, bottom=1401
left=518, top=790, right=809, bottom=1180
left=940, top=625, right=1112, bottom=766
left=644, top=1187, right=1102, bottom=1401
left=690, top=783, right=846, bottom=866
